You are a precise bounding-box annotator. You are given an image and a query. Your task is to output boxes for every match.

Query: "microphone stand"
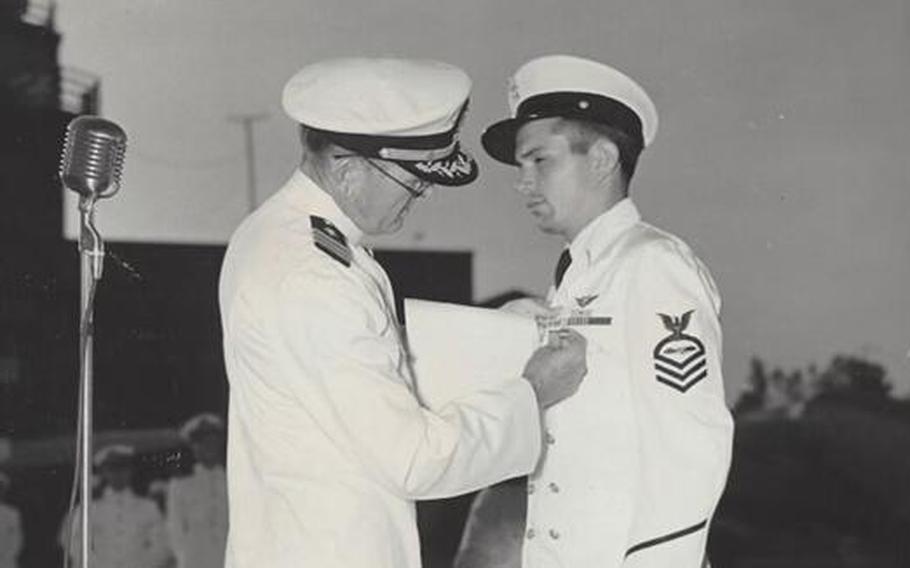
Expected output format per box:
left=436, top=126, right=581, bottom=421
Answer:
left=77, top=193, right=104, bottom=568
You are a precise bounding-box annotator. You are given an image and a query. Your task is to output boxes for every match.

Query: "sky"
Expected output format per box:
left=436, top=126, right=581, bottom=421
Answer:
left=56, top=0, right=910, bottom=401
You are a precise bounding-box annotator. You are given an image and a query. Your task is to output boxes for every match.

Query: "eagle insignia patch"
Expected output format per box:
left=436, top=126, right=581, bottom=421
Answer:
left=311, top=216, right=351, bottom=267
left=653, top=310, right=707, bottom=393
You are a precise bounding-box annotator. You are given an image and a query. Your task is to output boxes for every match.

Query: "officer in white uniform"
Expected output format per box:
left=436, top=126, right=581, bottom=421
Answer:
left=59, top=444, right=170, bottom=568
left=166, top=413, right=228, bottom=568
left=469, top=55, right=735, bottom=567
left=218, top=57, right=588, bottom=568
left=0, top=472, right=22, bottom=568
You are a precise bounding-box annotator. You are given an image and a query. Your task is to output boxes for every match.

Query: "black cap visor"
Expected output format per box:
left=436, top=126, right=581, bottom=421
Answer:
left=482, top=92, right=644, bottom=165
left=482, top=117, right=533, bottom=166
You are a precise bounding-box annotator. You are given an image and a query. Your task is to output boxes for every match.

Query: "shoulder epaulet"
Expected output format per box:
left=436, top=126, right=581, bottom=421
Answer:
left=310, top=216, right=351, bottom=267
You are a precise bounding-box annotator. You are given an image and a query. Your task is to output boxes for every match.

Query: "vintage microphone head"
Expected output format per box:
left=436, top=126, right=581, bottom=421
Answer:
left=59, top=116, right=127, bottom=199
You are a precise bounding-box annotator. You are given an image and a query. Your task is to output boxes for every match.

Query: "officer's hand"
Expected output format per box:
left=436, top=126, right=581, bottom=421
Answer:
left=522, top=329, right=587, bottom=409
left=499, top=296, right=554, bottom=318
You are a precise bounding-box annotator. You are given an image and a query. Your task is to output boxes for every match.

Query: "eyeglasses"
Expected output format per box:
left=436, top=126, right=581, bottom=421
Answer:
left=333, top=153, right=432, bottom=199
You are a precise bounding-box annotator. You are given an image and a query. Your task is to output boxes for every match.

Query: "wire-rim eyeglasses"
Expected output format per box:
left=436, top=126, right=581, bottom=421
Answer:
left=333, top=153, right=432, bottom=199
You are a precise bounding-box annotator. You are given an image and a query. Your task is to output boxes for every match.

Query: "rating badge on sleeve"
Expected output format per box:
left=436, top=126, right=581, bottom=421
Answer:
left=653, top=310, right=707, bottom=393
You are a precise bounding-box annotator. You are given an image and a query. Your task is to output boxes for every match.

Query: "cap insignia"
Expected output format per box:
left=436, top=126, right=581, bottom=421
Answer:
left=507, top=77, right=521, bottom=109
left=414, top=153, right=473, bottom=179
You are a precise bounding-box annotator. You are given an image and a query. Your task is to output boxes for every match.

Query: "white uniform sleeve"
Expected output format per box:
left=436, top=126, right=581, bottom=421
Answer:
left=622, top=243, right=734, bottom=563
left=275, top=265, right=542, bottom=499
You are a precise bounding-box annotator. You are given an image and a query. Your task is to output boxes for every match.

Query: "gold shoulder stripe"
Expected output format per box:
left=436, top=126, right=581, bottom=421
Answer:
left=310, top=216, right=351, bottom=267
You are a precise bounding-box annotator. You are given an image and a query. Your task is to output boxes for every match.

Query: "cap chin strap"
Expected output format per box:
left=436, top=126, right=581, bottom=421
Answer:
left=376, top=140, right=457, bottom=162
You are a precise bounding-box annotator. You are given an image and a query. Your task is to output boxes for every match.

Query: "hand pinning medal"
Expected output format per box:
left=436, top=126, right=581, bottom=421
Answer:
left=535, top=308, right=612, bottom=345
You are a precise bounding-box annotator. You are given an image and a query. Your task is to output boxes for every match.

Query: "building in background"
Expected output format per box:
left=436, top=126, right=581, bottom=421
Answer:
left=1, top=3, right=99, bottom=566
left=1, top=0, right=97, bottom=436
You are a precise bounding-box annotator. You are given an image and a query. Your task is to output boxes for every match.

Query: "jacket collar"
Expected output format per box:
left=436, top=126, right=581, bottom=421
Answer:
left=566, top=198, right=641, bottom=273
left=279, top=168, right=364, bottom=245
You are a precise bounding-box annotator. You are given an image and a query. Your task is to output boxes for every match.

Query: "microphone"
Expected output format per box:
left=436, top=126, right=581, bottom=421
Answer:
left=59, top=116, right=127, bottom=199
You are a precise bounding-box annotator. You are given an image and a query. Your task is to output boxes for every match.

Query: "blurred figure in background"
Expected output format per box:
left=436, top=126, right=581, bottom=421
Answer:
left=0, top=471, right=22, bottom=568
left=166, top=413, right=227, bottom=568
left=59, top=444, right=170, bottom=568
left=147, top=479, right=176, bottom=568
left=147, top=479, right=171, bottom=515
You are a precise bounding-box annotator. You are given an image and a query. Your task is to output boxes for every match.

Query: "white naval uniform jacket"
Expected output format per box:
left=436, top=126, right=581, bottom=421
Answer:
left=219, top=170, right=542, bottom=568
left=166, top=464, right=228, bottom=568
left=522, top=199, right=734, bottom=568
left=60, top=488, right=169, bottom=568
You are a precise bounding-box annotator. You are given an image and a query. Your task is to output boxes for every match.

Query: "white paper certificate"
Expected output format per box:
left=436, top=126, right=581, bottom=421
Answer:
left=403, top=298, right=539, bottom=410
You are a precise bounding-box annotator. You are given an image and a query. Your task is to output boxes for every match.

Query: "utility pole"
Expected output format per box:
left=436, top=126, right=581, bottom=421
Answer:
left=228, top=113, right=269, bottom=212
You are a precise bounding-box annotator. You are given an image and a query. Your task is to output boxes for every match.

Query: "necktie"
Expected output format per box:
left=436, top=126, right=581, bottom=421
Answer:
left=554, top=249, right=572, bottom=288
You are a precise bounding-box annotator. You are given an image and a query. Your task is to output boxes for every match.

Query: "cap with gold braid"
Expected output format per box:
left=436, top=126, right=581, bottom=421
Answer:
left=282, top=57, right=478, bottom=186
